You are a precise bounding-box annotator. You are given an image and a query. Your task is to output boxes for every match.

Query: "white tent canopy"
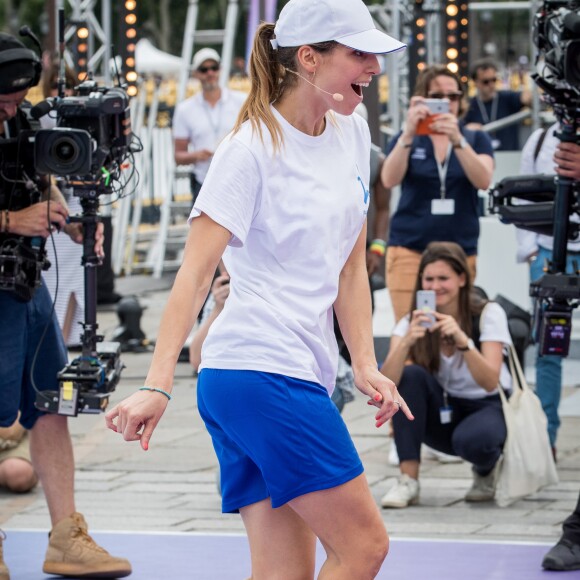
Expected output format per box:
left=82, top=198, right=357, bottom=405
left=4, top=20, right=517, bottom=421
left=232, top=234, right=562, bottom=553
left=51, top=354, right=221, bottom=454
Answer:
left=135, top=39, right=184, bottom=77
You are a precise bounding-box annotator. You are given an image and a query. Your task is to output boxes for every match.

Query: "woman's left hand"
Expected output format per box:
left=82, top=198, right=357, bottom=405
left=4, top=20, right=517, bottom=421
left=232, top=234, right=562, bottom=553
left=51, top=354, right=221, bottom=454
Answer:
left=431, top=311, right=469, bottom=346
left=430, top=113, right=462, bottom=145
left=354, top=364, right=414, bottom=428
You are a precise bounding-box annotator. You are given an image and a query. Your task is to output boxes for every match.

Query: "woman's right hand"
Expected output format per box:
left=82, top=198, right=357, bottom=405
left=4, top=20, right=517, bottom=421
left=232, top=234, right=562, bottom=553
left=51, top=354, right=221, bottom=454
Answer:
left=105, top=389, right=170, bottom=451
left=211, top=273, right=230, bottom=308
left=404, top=309, right=431, bottom=346
left=402, top=97, right=432, bottom=140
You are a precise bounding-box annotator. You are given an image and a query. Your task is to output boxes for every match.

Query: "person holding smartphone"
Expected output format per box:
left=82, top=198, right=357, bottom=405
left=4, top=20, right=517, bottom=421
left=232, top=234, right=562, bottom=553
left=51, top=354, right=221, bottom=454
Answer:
left=381, top=64, right=494, bottom=322
left=379, top=242, right=511, bottom=508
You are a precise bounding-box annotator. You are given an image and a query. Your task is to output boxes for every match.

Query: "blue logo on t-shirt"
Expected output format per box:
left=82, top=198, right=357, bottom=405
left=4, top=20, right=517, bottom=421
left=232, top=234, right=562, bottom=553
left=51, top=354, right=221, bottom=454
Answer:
left=411, top=148, right=427, bottom=160
left=357, top=176, right=370, bottom=204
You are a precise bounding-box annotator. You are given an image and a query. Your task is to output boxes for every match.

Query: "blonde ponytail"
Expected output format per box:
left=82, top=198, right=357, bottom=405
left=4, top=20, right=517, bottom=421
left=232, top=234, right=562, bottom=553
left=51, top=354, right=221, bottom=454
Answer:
left=233, top=24, right=336, bottom=151
left=233, top=23, right=290, bottom=151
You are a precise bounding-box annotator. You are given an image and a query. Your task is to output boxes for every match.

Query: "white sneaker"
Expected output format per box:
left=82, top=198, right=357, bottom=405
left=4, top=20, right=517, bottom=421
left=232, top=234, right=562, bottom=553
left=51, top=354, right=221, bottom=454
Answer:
left=388, top=441, right=399, bottom=466
left=422, top=445, right=462, bottom=464
left=464, top=462, right=500, bottom=502
left=380, top=474, right=420, bottom=509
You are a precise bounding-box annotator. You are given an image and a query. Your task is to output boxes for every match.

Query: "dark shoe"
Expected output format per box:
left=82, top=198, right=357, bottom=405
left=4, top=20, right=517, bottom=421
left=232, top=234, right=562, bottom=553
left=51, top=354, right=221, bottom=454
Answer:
left=542, top=538, right=580, bottom=571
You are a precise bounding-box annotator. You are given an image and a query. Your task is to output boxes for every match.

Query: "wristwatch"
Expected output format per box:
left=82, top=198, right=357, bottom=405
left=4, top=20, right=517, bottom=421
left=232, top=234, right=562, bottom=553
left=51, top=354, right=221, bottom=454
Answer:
left=457, top=338, right=475, bottom=352
left=452, top=136, right=467, bottom=149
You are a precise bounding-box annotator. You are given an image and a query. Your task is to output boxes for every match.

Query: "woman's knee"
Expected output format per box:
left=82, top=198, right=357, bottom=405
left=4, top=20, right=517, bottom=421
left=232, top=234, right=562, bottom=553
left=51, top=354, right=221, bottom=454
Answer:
left=399, top=364, right=432, bottom=393
left=452, top=423, right=505, bottom=464
left=339, top=525, right=389, bottom=579
left=360, top=540, right=389, bottom=578
left=0, top=458, right=38, bottom=493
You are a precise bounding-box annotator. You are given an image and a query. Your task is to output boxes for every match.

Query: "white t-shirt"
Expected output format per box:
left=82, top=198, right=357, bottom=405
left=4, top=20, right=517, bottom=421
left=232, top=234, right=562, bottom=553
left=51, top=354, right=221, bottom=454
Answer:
left=393, top=302, right=513, bottom=399
left=516, top=123, right=580, bottom=262
left=172, top=88, right=247, bottom=183
left=189, top=107, right=372, bottom=391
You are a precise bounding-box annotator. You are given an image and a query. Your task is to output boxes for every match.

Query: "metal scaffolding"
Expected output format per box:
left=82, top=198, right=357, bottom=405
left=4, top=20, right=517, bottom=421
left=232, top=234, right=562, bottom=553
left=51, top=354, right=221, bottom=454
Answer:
left=52, top=0, right=113, bottom=85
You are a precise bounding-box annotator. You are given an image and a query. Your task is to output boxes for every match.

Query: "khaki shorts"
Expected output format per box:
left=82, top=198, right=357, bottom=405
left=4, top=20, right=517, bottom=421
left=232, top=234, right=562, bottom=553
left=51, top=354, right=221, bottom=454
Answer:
left=386, top=246, right=477, bottom=323
left=0, top=432, right=31, bottom=464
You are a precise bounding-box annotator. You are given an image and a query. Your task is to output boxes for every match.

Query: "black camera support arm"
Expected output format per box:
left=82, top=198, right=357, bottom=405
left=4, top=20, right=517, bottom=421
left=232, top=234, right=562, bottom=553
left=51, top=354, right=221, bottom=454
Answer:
left=551, top=121, right=579, bottom=273
left=68, top=189, right=102, bottom=359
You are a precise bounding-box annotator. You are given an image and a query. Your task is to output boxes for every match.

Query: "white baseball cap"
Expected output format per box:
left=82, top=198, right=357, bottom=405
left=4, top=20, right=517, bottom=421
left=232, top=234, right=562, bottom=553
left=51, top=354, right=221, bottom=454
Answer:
left=192, top=48, right=221, bottom=71
left=272, top=0, right=406, bottom=55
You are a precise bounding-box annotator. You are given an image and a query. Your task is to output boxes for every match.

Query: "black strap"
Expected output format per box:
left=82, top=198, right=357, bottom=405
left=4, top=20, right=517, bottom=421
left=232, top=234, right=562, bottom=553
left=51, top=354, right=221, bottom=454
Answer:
left=533, top=128, right=549, bottom=168
left=472, top=312, right=482, bottom=351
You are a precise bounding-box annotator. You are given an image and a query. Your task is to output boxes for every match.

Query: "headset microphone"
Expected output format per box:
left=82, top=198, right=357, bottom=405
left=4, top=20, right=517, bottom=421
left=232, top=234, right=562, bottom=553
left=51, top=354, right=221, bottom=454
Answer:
left=285, top=69, right=344, bottom=102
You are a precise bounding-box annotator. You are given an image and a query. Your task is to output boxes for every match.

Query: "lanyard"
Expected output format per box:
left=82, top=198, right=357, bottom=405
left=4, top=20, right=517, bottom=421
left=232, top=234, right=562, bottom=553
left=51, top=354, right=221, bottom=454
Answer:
left=435, top=143, right=453, bottom=199
left=476, top=94, right=498, bottom=126
left=201, top=97, right=224, bottom=141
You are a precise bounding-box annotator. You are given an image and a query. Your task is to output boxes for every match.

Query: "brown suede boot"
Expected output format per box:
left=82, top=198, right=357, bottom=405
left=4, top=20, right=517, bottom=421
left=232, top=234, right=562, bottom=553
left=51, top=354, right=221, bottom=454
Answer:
left=43, top=513, right=131, bottom=578
left=0, top=530, right=9, bottom=580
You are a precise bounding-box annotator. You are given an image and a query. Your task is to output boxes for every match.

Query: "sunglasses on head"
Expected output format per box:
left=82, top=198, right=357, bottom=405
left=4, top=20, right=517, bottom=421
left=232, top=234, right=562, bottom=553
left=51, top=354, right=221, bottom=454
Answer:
left=198, top=64, right=220, bottom=73
left=428, top=92, right=463, bottom=102
left=479, top=77, right=497, bottom=85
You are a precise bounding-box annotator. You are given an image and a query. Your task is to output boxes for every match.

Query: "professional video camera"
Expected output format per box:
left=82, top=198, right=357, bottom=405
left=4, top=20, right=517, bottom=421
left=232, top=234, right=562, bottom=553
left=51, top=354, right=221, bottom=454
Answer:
left=532, top=0, right=580, bottom=96
left=32, top=80, right=132, bottom=185
left=488, top=0, right=580, bottom=357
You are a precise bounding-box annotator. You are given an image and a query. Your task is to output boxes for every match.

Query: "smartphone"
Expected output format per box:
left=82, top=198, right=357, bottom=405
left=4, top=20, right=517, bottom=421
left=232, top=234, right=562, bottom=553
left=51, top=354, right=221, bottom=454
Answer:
left=416, top=290, right=436, bottom=328
left=416, top=98, right=451, bottom=135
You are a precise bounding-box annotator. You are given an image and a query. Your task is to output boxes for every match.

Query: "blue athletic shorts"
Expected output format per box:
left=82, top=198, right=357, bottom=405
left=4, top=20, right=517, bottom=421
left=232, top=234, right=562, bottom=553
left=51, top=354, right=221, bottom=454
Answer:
left=0, top=282, right=68, bottom=429
left=197, top=369, right=364, bottom=513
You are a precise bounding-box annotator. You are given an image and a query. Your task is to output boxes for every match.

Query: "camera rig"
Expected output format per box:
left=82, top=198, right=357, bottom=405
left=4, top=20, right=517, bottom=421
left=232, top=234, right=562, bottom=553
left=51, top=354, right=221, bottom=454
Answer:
left=32, top=76, right=138, bottom=416
left=34, top=182, right=125, bottom=416
left=488, top=0, right=580, bottom=356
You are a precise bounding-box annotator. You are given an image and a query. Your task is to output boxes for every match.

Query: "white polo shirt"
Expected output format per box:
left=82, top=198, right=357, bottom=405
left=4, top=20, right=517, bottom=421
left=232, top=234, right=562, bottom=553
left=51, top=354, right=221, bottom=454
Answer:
left=172, top=88, right=247, bottom=183
left=189, top=107, right=372, bottom=391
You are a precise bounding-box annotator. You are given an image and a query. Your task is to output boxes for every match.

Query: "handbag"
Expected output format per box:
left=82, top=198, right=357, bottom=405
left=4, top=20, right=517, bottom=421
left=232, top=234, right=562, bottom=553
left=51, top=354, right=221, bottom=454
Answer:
left=495, top=343, right=559, bottom=507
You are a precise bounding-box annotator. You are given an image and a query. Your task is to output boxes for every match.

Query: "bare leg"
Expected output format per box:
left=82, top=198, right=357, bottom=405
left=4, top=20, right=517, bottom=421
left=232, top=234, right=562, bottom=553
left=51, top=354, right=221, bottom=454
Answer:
left=240, top=498, right=316, bottom=580
left=400, top=459, right=420, bottom=480
left=289, top=475, right=388, bottom=579
left=61, top=295, right=77, bottom=345
left=29, top=414, right=75, bottom=525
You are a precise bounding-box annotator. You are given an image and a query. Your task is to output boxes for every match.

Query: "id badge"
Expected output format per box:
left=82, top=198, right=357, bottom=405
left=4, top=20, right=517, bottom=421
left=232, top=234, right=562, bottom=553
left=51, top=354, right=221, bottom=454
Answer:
left=431, top=199, right=455, bottom=215
left=439, top=406, right=453, bottom=424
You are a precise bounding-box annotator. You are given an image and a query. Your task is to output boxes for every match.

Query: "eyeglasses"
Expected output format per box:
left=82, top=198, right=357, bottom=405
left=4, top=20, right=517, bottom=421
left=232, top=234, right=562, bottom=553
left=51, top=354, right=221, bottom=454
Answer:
left=428, top=92, right=463, bottom=102
left=198, top=64, right=220, bottom=73
left=479, top=77, right=497, bottom=85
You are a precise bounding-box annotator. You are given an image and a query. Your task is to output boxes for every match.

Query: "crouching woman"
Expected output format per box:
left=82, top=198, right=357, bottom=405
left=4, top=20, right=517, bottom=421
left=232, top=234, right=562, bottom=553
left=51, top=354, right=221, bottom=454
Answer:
left=380, top=241, right=511, bottom=508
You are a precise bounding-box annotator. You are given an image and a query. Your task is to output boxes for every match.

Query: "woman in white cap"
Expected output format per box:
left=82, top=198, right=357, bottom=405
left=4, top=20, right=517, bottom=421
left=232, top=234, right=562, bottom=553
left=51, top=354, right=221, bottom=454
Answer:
left=106, top=0, right=410, bottom=577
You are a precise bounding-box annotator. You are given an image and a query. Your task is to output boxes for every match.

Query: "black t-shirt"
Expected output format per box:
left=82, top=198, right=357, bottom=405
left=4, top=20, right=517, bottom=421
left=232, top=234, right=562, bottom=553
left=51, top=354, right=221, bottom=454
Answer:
left=0, top=106, right=40, bottom=211
left=463, top=91, right=523, bottom=151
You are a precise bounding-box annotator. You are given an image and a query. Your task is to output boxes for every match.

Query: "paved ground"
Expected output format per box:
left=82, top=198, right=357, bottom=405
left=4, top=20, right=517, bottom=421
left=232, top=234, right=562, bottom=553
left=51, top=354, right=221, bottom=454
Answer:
left=1, top=278, right=578, bottom=548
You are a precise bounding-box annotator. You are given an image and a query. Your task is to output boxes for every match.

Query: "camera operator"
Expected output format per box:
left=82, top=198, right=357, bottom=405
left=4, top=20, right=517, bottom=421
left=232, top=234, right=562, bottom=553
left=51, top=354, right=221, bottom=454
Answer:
left=517, top=122, right=580, bottom=460
left=518, top=123, right=580, bottom=575
left=0, top=32, right=131, bottom=578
